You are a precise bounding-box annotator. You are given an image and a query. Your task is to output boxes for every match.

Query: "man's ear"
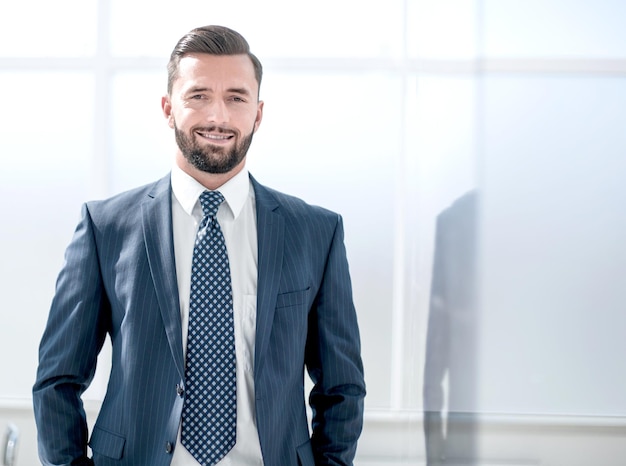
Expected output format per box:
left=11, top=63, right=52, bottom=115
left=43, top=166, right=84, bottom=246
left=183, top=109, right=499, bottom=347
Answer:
left=254, top=100, right=264, bottom=132
left=162, top=95, right=174, bottom=128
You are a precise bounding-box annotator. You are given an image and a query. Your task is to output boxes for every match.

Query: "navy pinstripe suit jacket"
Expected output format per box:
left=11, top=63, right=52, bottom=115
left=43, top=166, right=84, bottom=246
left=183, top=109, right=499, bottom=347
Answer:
left=33, top=174, right=365, bottom=466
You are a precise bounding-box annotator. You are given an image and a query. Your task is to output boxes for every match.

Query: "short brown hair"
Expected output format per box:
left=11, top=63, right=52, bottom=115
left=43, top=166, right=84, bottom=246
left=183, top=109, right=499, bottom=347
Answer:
left=166, top=25, right=263, bottom=95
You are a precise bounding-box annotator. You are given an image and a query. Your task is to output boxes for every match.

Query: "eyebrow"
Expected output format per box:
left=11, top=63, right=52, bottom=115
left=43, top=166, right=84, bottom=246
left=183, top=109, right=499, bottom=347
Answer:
left=185, top=86, right=251, bottom=96
left=227, top=87, right=252, bottom=96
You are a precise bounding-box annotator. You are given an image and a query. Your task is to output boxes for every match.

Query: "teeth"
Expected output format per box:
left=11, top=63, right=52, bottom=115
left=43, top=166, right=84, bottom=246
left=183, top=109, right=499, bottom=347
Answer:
left=198, top=131, right=230, bottom=140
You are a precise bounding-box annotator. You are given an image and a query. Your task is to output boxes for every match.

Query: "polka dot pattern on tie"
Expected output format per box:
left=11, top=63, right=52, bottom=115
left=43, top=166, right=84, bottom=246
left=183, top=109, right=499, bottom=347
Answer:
left=181, top=190, right=236, bottom=466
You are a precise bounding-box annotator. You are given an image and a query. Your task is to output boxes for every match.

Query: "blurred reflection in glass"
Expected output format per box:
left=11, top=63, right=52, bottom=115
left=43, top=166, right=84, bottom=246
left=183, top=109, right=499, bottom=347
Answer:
left=423, top=190, right=479, bottom=465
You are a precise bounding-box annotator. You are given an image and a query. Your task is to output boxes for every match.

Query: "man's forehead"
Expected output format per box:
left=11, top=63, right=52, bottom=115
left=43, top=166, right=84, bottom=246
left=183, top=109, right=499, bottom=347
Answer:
left=174, top=54, right=258, bottom=94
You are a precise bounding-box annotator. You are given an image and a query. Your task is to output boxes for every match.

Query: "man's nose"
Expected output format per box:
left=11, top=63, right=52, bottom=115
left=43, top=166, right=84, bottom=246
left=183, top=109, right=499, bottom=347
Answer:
left=205, top=99, right=228, bottom=123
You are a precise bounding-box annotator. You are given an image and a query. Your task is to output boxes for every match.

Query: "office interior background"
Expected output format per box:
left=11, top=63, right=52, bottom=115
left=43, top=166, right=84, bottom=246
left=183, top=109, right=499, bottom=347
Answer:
left=1, top=1, right=625, bottom=464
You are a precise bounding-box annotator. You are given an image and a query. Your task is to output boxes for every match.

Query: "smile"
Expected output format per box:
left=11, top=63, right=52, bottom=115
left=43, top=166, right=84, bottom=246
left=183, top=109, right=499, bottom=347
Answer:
left=196, top=131, right=234, bottom=141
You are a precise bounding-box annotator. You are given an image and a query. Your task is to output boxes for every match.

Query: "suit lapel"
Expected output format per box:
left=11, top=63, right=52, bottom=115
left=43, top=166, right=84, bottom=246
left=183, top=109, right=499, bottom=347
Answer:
left=141, top=174, right=185, bottom=379
left=139, top=174, right=284, bottom=381
left=251, top=176, right=284, bottom=376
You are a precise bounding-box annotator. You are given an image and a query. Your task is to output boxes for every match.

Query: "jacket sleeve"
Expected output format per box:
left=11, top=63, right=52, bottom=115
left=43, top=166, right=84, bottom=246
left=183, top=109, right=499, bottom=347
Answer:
left=306, top=215, right=366, bottom=465
left=33, top=203, right=109, bottom=466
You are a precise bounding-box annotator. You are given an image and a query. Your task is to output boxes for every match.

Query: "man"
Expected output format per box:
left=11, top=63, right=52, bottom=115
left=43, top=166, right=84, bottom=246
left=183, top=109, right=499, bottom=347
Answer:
left=33, top=25, right=365, bottom=466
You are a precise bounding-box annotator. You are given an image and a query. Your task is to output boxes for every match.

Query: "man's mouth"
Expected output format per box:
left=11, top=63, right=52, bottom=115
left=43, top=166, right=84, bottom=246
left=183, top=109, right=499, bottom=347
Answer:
left=195, top=128, right=235, bottom=143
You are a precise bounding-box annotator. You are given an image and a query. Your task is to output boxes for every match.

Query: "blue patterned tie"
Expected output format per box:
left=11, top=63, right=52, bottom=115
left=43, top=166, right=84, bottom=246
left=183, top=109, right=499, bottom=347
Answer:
left=182, top=190, right=236, bottom=465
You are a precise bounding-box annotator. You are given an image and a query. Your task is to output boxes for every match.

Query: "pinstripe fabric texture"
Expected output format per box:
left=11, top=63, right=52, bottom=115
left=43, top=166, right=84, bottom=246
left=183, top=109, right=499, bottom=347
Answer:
left=33, top=173, right=366, bottom=466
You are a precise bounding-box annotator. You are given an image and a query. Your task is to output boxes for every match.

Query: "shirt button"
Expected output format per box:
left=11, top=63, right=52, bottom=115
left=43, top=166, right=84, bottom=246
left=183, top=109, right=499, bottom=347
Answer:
left=165, top=441, right=173, bottom=454
left=176, top=384, right=184, bottom=396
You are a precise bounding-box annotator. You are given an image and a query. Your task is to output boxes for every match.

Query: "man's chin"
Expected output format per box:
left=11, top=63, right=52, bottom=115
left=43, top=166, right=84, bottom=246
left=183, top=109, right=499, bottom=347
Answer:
left=188, top=153, right=244, bottom=175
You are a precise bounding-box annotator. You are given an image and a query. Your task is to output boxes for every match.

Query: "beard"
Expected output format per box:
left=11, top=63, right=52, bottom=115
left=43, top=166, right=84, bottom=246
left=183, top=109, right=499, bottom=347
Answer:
left=174, top=122, right=255, bottom=174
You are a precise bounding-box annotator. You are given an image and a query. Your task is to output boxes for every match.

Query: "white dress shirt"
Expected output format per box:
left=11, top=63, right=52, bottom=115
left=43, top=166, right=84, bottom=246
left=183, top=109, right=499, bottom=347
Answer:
left=170, top=164, right=264, bottom=466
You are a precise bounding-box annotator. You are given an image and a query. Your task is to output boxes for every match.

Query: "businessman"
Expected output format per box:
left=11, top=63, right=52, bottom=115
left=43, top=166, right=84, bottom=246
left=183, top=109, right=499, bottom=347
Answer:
left=33, top=25, right=365, bottom=466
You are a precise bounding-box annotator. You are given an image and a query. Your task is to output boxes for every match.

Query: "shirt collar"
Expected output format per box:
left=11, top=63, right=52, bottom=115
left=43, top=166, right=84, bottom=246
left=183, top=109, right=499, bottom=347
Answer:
left=171, top=163, right=250, bottom=220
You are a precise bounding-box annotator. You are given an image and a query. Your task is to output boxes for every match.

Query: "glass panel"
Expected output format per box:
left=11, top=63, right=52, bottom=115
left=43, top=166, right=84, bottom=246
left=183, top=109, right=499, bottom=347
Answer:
left=0, top=0, right=97, bottom=57
left=483, top=0, right=626, bottom=58
left=404, top=75, right=478, bottom=412
left=479, top=75, right=626, bottom=416
left=407, top=0, right=479, bottom=59
left=110, top=71, right=175, bottom=193
left=248, top=70, right=403, bottom=408
left=0, top=72, right=93, bottom=397
left=110, top=0, right=404, bottom=59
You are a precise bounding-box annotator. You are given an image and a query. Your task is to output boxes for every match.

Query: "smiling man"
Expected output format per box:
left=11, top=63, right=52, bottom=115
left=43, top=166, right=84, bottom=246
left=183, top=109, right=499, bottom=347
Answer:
left=33, top=25, right=366, bottom=466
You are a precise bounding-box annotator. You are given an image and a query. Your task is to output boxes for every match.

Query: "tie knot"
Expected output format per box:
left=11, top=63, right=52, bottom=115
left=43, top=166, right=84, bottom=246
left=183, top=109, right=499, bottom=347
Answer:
left=199, top=190, right=225, bottom=218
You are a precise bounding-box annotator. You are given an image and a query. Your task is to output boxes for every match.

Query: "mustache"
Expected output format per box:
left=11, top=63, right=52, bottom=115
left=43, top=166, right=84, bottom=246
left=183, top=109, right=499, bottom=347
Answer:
left=191, top=125, right=238, bottom=135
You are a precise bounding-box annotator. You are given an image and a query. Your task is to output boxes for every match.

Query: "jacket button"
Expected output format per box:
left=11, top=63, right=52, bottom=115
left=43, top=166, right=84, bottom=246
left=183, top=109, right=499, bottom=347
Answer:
left=165, top=441, right=173, bottom=453
left=176, top=384, right=184, bottom=396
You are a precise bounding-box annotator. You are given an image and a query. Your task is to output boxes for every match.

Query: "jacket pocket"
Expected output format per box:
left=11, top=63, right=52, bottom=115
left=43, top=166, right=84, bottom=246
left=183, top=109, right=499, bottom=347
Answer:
left=89, top=425, right=125, bottom=460
left=296, top=439, right=315, bottom=466
left=275, top=287, right=311, bottom=309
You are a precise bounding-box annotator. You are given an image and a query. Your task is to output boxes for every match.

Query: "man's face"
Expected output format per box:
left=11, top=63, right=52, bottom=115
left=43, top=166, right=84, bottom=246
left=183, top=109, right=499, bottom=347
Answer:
left=162, top=53, right=263, bottom=175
